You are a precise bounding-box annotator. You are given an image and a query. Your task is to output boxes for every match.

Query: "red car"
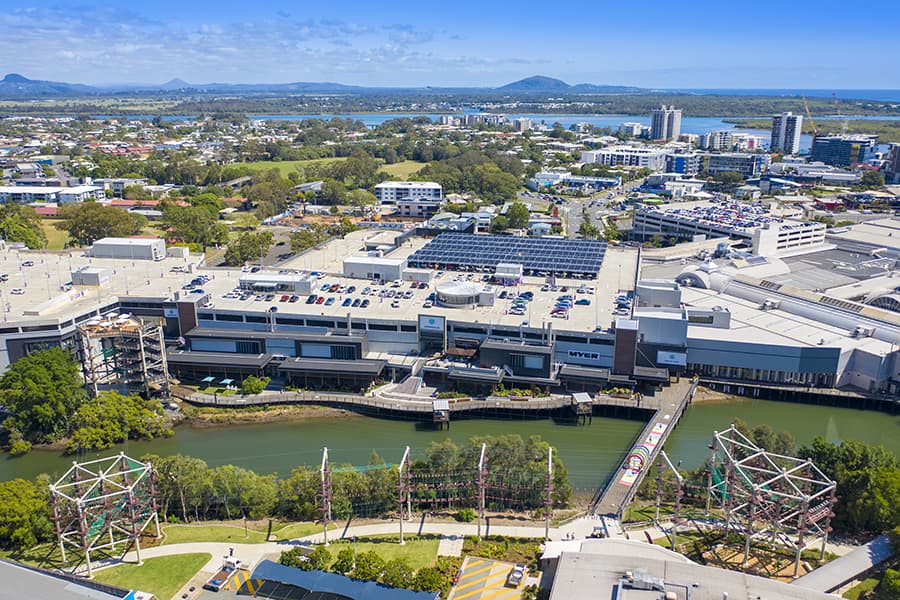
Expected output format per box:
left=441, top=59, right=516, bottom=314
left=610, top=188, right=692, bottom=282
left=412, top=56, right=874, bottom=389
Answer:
left=279, top=295, right=289, bottom=302
left=316, top=296, right=326, bottom=304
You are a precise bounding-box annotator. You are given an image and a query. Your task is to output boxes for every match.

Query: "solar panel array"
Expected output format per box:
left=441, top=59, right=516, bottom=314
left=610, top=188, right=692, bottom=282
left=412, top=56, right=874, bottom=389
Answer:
left=408, top=233, right=606, bottom=276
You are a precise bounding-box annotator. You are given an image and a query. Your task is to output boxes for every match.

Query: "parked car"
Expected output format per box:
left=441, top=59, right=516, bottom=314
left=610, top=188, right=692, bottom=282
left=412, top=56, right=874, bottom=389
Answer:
left=507, top=564, right=526, bottom=588
left=325, top=297, right=335, bottom=306
left=10, top=288, right=25, bottom=295
left=280, top=295, right=290, bottom=302
left=306, top=294, right=318, bottom=304
left=351, top=298, right=361, bottom=307
left=342, top=298, right=352, bottom=307
left=289, top=295, right=299, bottom=303
left=575, top=298, right=591, bottom=305
left=360, top=299, right=370, bottom=308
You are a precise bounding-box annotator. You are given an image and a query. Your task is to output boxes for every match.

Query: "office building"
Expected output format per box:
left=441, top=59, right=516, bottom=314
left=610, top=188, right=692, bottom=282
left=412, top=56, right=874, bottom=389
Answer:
left=374, top=181, right=442, bottom=204
left=665, top=152, right=703, bottom=176
left=650, top=105, right=682, bottom=141
left=884, top=143, right=900, bottom=184
left=811, top=135, right=879, bottom=167
left=705, top=152, right=771, bottom=177
left=771, top=112, right=804, bottom=154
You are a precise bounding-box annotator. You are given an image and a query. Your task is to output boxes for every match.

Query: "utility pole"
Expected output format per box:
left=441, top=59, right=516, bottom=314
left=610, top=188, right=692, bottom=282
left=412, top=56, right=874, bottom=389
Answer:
left=477, top=443, right=487, bottom=540
left=545, top=447, right=553, bottom=541
left=398, top=446, right=410, bottom=545
left=319, top=447, right=332, bottom=546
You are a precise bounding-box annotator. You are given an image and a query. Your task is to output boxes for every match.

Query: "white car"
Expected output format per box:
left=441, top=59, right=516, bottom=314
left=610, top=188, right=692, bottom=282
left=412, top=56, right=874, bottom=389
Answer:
left=10, top=288, right=25, bottom=295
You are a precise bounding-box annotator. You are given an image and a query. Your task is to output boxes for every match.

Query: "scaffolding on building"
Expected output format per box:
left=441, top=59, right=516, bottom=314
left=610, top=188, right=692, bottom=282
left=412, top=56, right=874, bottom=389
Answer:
left=49, top=453, right=161, bottom=578
left=706, top=425, right=837, bottom=576
left=77, top=313, right=169, bottom=397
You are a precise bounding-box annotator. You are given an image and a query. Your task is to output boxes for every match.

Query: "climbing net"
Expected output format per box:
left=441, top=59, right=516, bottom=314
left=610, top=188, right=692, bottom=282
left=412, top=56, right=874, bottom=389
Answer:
left=706, top=425, right=836, bottom=573
left=49, top=453, right=160, bottom=576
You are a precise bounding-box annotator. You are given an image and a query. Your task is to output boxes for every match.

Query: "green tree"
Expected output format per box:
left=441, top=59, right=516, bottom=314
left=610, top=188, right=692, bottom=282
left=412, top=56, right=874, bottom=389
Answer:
left=0, top=347, right=86, bottom=445
left=0, top=479, right=52, bottom=551
left=240, top=375, right=270, bottom=395
left=307, top=545, right=332, bottom=571
left=858, top=170, right=885, bottom=190
left=279, top=547, right=306, bottom=568
left=506, top=202, right=530, bottom=230
left=319, top=179, right=348, bottom=205
left=224, top=232, right=274, bottom=266
left=353, top=550, right=385, bottom=580
left=413, top=566, right=446, bottom=592
left=67, top=391, right=171, bottom=454
left=347, top=189, right=377, bottom=206
left=381, top=557, right=414, bottom=589
left=163, top=205, right=229, bottom=248
left=578, top=210, right=599, bottom=239
left=490, top=215, right=509, bottom=232
left=0, top=205, right=46, bottom=249
left=882, top=568, right=900, bottom=596
left=56, top=203, right=145, bottom=247
left=330, top=547, right=355, bottom=575
left=601, top=220, right=620, bottom=242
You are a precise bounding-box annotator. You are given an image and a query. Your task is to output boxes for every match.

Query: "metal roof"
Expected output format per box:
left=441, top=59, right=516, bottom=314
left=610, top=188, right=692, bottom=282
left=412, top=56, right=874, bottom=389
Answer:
left=251, top=559, right=438, bottom=600
left=277, top=358, right=386, bottom=375
left=794, top=534, right=893, bottom=593
left=166, top=349, right=273, bottom=368
left=0, top=560, right=129, bottom=600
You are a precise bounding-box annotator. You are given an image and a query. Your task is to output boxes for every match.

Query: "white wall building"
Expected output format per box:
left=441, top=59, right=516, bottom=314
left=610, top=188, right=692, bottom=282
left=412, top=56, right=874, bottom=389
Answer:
left=89, top=237, right=166, bottom=261
left=771, top=112, right=804, bottom=155
left=650, top=105, right=682, bottom=141
left=0, top=185, right=105, bottom=204
left=374, top=181, right=442, bottom=205
left=581, top=146, right=669, bottom=172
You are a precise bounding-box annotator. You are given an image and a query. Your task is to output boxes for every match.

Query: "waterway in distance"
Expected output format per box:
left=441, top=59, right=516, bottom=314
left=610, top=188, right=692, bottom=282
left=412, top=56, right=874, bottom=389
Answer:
left=2, top=398, right=900, bottom=488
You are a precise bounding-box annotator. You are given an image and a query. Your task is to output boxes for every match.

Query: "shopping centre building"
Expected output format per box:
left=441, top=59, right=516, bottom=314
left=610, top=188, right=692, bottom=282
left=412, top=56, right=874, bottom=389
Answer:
left=0, top=226, right=896, bottom=398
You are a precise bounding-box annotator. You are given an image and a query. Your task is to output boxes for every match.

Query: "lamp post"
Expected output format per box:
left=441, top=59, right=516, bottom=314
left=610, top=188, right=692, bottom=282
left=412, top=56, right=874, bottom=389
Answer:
left=352, top=536, right=357, bottom=571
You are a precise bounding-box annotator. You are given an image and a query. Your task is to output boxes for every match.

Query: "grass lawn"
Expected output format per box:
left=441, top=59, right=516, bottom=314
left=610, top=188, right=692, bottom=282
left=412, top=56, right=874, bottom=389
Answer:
left=326, top=535, right=440, bottom=571
left=844, top=577, right=881, bottom=599
left=162, top=521, right=328, bottom=546
left=93, top=552, right=211, bottom=600
left=377, top=160, right=427, bottom=179
left=235, top=158, right=346, bottom=177
left=40, top=219, right=69, bottom=250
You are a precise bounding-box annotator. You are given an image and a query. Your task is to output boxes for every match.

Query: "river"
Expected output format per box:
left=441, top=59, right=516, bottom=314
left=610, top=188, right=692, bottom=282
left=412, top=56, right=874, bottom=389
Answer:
left=3, top=398, right=899, bottom=489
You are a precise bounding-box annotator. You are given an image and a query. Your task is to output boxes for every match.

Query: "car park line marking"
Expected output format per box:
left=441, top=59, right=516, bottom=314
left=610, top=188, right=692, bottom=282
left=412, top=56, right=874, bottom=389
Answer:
left=454, top=563, right=498, bottom=587
left=452, top=572, right=509, bottom=599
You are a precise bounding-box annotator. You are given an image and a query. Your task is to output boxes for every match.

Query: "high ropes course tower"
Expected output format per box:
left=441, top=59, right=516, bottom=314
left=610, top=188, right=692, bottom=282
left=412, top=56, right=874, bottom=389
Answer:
left=706, top=425, right=837, bottom=577
left=49, top=453, right=161, bottom=577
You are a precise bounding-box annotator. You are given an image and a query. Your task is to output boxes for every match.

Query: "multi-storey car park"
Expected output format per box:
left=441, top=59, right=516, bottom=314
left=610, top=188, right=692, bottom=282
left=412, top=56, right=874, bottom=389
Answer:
left=0, top=225, right=896, bottom=399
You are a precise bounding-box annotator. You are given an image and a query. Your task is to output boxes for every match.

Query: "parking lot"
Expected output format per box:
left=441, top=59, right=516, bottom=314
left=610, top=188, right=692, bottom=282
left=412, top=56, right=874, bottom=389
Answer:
left=447, top=556, right=524, bottom=600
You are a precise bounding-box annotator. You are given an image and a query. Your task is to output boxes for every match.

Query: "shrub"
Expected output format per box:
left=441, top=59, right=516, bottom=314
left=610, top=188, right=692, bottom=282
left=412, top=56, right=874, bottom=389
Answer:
left=456, top=508, right=477, bottom=522
left=241, top=375, right=270, bottom=395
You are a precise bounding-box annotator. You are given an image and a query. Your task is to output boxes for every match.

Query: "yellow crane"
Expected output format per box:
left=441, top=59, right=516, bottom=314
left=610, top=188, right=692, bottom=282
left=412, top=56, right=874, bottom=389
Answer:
left=801, top=95, right=817, bottom=136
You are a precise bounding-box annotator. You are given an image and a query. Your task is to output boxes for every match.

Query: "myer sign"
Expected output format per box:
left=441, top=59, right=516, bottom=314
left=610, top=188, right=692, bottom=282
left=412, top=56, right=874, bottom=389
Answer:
left=568, top=350, right=601, bottom=362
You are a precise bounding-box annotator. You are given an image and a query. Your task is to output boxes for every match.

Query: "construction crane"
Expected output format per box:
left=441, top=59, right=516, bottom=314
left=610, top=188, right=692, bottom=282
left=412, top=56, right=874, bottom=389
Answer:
left=801, top=96, right=817, bottom=136
left=833, top=92, right=849, bottom=134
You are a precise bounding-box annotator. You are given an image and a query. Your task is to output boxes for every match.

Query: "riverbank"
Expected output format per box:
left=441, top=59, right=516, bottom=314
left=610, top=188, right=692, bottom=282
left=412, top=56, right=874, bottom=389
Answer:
left=180, top=403, right=358, bottom=428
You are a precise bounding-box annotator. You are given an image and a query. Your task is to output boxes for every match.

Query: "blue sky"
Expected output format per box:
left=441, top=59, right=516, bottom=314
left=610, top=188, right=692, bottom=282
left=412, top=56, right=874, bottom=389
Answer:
left=1, top=1, right=898, bottom=88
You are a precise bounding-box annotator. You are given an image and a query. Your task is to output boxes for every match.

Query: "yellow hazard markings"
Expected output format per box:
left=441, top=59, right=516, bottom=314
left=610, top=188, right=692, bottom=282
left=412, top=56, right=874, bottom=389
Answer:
left=449, top=557, right=523, bottom=600
left=228, top=570, right=262, bottom=594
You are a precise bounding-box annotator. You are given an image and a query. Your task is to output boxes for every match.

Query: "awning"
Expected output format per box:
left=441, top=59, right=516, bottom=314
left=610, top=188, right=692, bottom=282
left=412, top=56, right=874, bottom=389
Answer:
left=220, top=378, right=234, bottom=385
left=200, top=376, right=216, bottom=383
left=277, top=358, right=387, bottom=376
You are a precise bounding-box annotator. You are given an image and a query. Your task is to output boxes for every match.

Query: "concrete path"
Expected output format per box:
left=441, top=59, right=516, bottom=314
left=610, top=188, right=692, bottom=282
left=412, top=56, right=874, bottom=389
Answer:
left=437, top=534, right=465, bottom=557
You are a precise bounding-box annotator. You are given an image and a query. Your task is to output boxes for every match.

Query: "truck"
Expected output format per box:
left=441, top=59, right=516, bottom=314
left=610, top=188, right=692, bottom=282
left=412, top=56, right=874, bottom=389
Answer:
left=202, top=556, right=243, bottom=592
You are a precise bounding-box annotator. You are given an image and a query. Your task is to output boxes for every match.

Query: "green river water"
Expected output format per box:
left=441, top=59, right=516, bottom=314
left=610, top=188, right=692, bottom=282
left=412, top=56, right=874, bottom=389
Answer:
left=3, top=398, right=900, bottom=488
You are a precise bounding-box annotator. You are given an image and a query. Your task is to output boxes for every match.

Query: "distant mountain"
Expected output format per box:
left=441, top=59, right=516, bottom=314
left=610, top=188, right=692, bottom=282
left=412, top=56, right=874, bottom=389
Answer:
left=0, top=72, right=645, bottom=98
left=0, top=73, right=98, bottom=97
left=497, top=75, right=643, bottom=94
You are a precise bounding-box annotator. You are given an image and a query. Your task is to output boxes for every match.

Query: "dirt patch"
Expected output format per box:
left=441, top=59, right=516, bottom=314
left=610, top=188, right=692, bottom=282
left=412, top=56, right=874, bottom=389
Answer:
left=185, top=404, right=358, bottom=428
left=691, top=385, right=741, bottom=404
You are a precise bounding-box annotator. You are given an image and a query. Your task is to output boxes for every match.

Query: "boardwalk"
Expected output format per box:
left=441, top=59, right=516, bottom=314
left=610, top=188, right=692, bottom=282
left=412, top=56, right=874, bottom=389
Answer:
left=591, top=379, right=697, bottom=517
